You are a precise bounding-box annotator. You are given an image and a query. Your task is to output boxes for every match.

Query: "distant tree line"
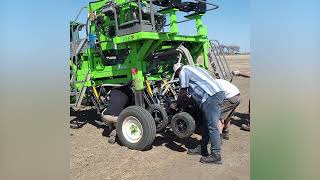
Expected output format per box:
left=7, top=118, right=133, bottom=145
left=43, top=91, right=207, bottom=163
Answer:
left=220, top=45, right=241, bottom=55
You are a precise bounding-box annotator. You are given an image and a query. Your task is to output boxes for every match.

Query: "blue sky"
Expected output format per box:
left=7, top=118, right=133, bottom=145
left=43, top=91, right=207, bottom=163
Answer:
left=69, top=0, right=250, bottom=52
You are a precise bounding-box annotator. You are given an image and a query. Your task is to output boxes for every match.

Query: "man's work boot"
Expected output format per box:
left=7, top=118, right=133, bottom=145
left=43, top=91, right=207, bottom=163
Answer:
left=200, top=153, right=222, bottom=164
left=241, top=124, right=250, bottom=131
left=187, top=145, right=209, bottom=156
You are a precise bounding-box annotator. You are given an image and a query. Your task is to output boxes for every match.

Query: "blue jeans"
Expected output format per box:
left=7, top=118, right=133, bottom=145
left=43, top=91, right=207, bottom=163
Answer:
left=200, top=91, right=225, bottom=155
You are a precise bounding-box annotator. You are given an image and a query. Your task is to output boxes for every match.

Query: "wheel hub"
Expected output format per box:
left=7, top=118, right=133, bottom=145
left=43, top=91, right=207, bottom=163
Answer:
left=122, top=116, right=143, bottom=143
left=176, top=119, right=187, bottom=132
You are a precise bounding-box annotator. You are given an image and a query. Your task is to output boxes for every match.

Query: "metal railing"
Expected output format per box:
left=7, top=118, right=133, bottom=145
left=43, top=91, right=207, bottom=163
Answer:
left=110, top=0, right=157, bottom=35
left=208, top=40, right=233, bottom=81
left=164, top=0, right=219, bottom=26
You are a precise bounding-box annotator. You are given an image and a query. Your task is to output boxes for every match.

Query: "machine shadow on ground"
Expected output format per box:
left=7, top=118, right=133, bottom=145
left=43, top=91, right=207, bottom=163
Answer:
left=153, top=130, right=200, bottom=152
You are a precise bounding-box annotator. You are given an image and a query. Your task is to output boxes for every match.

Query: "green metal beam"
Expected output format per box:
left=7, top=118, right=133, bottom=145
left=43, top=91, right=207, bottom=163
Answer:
left=113, top=32, right=207, bottom=44
left=145, top=40, right=164, bottom=58
left=138, top=40, right=153, bottom=59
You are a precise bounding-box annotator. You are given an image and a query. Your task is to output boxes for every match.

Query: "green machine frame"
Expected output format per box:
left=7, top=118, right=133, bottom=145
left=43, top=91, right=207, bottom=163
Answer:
left=69, top=0, right=235, bottom=150
left=70, top=0, right=219, bottom=108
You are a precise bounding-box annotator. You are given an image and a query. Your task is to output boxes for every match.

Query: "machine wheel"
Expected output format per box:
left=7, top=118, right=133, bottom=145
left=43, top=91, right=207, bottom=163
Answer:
left=116, top=106, right=156, bottom=150
left=148, top=104, right=169, bottom=132
left=171, top=112, right=196, bottom=139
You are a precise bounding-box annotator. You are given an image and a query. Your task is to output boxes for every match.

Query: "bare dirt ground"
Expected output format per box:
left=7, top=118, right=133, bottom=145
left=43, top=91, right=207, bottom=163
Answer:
left=70, top=55, right=250, bottom=180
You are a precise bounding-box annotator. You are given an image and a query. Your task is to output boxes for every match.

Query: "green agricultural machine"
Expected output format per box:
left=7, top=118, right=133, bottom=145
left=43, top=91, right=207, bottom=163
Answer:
left=70, top=0, right=232, bottom=150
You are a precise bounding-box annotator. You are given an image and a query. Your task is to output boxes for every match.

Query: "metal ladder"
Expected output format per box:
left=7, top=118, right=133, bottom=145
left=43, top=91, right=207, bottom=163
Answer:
left=70, top=24, right=89, bottom=110
left=71, top=73, right=91, bottom=110
left=208, top=40, right=233, bottom=81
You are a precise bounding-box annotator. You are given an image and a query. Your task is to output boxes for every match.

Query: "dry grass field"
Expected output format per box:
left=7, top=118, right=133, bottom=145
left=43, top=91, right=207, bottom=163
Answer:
left=70, top=55, right=250, bottom=180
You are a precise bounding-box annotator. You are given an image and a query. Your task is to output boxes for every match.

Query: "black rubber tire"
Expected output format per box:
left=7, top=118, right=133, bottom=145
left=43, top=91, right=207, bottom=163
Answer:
left=171, top=112, right=196, bottom=139
left=148, top=104, right=169, bottom=132
left=116, top=106, right=156, bottom=150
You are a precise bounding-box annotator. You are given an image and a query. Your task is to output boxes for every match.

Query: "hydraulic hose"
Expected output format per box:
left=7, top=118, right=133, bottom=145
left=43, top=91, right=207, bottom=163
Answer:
left=176, top=45, right=194, bottom=66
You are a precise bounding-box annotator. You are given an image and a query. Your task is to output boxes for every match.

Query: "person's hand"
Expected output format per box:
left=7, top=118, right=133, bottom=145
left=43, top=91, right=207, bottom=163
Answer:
left=170, top=102, right=178, bottom=110
left=232, top=70, right=240, bottom=76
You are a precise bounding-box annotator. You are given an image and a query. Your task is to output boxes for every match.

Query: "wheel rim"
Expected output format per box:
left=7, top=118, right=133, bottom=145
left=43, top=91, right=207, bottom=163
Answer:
left=176, top=119, right=187, bottom=133
left=122, top=116, right=143, bottom=143
left=152, top=109, right=163, bottom=129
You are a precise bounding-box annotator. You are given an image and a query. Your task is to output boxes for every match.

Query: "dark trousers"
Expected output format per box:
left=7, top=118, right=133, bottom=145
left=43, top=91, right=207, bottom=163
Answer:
left=200, top=91, right=225, bottom=155
left=221, top=94, right=241, bottom=131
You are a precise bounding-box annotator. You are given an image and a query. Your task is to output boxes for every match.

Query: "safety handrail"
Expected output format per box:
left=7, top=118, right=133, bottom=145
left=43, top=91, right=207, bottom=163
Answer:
left=164, top=0, right=219, bottom=26
left=209, top=40, right=233, bottom=81
left=212, top=40, right=231, bottom=74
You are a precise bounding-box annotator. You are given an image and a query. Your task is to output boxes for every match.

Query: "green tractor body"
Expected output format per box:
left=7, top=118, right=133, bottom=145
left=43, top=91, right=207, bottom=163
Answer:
left=70, top=0, right=232, bottom=150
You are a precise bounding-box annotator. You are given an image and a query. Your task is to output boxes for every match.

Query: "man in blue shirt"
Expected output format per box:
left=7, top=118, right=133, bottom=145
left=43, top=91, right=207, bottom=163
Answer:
left=174, top=63, right=226, bottom=164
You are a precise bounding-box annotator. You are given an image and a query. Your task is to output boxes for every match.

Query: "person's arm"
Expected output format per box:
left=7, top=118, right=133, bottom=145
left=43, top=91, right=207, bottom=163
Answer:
left=232, top=70, right=251, bottom=78
left=177, top=88, right=188, bottom=107
left=176, top=70, right=190, bottom=108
